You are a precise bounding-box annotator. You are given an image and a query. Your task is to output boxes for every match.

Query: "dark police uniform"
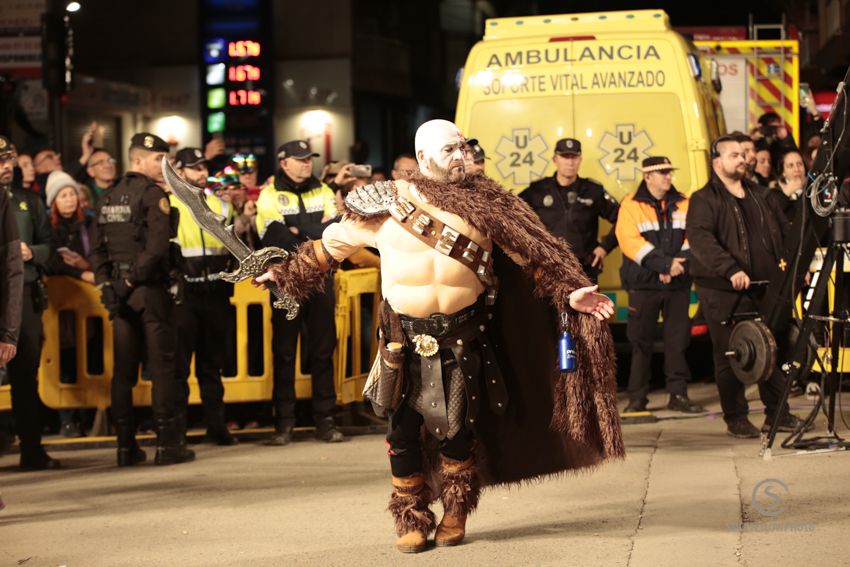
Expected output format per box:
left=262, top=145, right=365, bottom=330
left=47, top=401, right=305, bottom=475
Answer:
left=2, top=135, right=60, bottom=469
left=171, top=147, right=237, bottom=446
left=255, top=140, right=342, bottom=444
left=520, top=138, right=620, bottom=281
left=89, top=132, right=193, bottom=466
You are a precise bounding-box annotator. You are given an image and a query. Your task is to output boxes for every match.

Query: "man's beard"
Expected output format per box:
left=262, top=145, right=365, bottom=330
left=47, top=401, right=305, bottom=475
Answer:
left=0, top=172, right=12, bottom=186
left=427, top=158, right=465, bottom=184
left=724, top=165, right=746, bottom=182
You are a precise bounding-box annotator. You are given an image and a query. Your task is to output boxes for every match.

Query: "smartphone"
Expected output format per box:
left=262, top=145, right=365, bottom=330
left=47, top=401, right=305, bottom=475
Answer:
left=800, top=83, right=813, bottom=107
left=350, top=164, right=372, bottom=178
left=57, top=247, right=72, bottom=254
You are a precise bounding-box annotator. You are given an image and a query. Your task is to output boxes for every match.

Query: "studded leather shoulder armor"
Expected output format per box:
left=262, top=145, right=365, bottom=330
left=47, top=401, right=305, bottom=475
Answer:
left=344, top=181, right=399, bottom=217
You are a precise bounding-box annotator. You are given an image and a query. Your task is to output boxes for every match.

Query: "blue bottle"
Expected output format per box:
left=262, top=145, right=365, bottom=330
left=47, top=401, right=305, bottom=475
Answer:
left=559, top=330, right=576, bottom=372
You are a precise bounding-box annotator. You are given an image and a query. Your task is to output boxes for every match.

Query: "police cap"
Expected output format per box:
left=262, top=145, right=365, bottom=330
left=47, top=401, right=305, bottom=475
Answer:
left=465, top=138, right=486, bottom=162
left=0, top=135, right=15, bottom=158
left=174, top=147, right=206, bottom=169
left=277, top=140, right=319, bottom=160
left=555, top=138, right=581, bottom=155
left=130, top=132, right=169, bottom=153
left=641, top=156, right=677, bottom=173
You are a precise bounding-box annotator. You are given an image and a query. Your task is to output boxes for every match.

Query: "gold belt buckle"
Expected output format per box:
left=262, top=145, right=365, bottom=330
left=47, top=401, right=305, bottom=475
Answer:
left=412, top=334, right=439, bottom=357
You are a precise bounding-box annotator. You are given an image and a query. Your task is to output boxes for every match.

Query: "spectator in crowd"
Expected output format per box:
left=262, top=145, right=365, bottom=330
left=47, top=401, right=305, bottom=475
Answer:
left=16, top=153, right=35, bottom=191
left=753, top=111, right=796, bottom=166
left=617, top=157, right=703, bottom=414
left=90, top=132, right=194, bottom=467
left=2, top=135, right=60, bottom=469
left=234, top=196, right=259, bottom=249
left=32, top=147, right=63, bottom=197
left=232, top=153, right=258, bottom=189
left=0, top=137, right=24, bottom=463
left=46, top=171, right=94, bottom=285
left=767, top=149, right=806, bottom=221
left=391, top=153, right=418, bottom=181
left=255, top=140, right=343, bottom=445
left=84, top=149, right=118, bottom=202
left=371, top=167, right=388, bottom=182
left=171, top=147, right=238, bottom=446
left=45, top=170, right=96, bottom=438
left=464, top=139, right=487, bottom=175
left=76, top=184, right=96, bottom=218
left=687, top=135, right=802, bottom=439
left=753, top=141, right=777, bottom=188
left=521, top=137, right=620, bottom=282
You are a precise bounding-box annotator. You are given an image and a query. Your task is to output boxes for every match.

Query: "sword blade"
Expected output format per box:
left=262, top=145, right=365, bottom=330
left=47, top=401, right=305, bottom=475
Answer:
left=162, top=158, right=252, bottom=263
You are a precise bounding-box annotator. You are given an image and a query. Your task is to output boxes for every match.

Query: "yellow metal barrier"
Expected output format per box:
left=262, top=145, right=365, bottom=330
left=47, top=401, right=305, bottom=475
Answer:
left=0, top=270, right=381, bottom=412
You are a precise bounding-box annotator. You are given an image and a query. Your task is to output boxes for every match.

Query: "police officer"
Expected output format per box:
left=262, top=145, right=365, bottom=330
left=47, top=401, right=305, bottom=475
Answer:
left=255, top=140, right=343, bottom=445
left=1, top=135, right=60, bottom=470
left=171, top=147, right=237, bottom=446
left=90, top=132, right=194, bottom=466
left=464, top=138, right=487, bottom=175
left=521, top=138, right=620, bottom=281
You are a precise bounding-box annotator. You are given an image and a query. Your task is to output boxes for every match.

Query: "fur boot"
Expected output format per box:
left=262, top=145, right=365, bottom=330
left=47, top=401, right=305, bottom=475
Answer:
left=387, top=474, right=436, bottom=553
left=436, top=455, right=480, bottom=546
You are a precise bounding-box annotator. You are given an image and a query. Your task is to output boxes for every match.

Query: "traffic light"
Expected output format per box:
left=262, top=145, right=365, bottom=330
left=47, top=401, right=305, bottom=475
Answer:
left=41, top=12, right=72, bottom=93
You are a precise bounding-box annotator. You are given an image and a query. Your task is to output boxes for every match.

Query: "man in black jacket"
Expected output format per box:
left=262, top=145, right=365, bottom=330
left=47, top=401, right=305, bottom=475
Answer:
left=255, top=140, right=343, bottom=445
left=616, top=157, right=703, bottom=414
left=2, top=135, right=60, bottom=469
left=521, top=138, right=619, bottom=281
left=687, top=135, right=803, bottom=438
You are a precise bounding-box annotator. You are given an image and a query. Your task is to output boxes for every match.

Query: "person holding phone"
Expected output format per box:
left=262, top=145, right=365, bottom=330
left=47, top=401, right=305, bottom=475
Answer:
left=45, top=170, right=96, bottom=437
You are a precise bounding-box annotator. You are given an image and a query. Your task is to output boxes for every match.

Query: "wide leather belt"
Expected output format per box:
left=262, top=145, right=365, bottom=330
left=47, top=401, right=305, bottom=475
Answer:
left=398, top=299, right=481, bottom=339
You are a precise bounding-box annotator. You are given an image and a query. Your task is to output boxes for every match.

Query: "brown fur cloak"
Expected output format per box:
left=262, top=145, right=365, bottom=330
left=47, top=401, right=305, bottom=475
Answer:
left=270, top=172, right=624, bottom=484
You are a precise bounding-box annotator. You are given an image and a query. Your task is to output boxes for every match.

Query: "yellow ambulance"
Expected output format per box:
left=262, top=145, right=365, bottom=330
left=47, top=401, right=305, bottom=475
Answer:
left=455, top=9, right=725, bottom=325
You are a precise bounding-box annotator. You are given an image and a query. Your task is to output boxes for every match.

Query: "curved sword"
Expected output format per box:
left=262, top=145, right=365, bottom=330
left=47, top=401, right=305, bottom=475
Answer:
left=161, top=158, right=299, bottom=319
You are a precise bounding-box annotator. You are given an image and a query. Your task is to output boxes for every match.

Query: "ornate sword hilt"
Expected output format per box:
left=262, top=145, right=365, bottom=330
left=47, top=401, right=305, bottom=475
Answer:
left=219, top=246, right=300, bottom=319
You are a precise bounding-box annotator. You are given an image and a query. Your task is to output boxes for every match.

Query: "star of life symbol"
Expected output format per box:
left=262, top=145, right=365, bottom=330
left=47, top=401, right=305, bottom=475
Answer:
left=598, top=124, right=653, bottom=181
left=494, top=128, right=549, bottom=186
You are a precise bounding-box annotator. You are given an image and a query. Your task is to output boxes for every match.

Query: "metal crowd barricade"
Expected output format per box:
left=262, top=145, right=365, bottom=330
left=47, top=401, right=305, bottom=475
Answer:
left=0, top=269, right=381, bottom=414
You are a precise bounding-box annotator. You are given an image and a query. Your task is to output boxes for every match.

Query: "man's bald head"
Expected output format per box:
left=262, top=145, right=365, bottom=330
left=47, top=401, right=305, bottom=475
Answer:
left=414, top=119, right=467, bottom=184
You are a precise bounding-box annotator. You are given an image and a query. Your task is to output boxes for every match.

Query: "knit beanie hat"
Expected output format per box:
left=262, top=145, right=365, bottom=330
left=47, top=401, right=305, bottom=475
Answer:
left=45, top=170, right=78, bottom=208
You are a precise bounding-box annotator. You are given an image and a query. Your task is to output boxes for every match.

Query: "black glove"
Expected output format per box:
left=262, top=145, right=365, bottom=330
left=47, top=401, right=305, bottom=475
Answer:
left=112, top=278, right=133, bottom=299
left=99, top=282, right=120, bottom=319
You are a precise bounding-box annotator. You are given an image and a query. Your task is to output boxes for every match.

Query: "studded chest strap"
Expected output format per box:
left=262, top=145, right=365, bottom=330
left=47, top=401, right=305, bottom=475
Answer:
left=387, top=194, right=496, bottom=289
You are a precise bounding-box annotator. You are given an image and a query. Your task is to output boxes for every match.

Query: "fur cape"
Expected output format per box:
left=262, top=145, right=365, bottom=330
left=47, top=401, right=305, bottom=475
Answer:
left=272, top=172, right=625, bottom=482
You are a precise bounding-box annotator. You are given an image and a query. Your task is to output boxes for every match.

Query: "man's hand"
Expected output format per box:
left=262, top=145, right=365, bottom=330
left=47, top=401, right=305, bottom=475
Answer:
left=590, top=246, right=607, bottom=269
left=730, top=270, right=751, bottom=291
left=254, top=270, right=275, bottom=286
left=569, top=285, right=615, bottom=321
left=21, top=242, right=32, bottom=262
left=333, top=163, right=355, bottom=186
left=204, top=138, right=225, bottom=161
left=288, top=226, right=300, bottom=235
left=669, top=257, right=687, bottom=277
left=81, top=271, right=95, bottom=284
left=0, top=342, right=17, bottom=366
left=60, top=249, right=90, bottom=270
left=80, top=122, right=97, bottom=164
left=659, top=273, right=672, bottom=284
